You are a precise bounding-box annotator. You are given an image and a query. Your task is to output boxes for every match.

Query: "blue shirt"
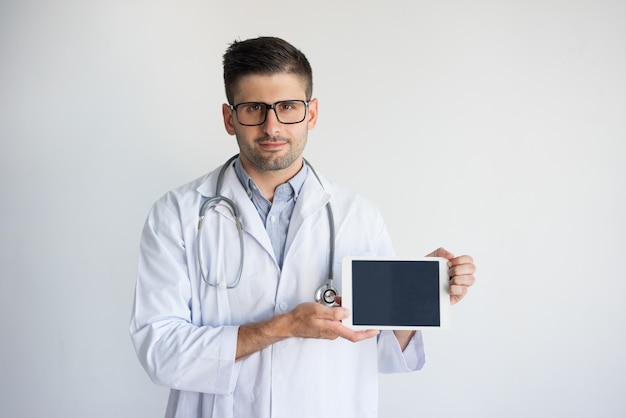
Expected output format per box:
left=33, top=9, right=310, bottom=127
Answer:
left=233, top=158, right=308, bottom=268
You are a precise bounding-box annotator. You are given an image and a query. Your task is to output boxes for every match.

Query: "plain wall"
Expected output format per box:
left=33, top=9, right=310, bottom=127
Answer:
left=1, top=1, right=625, bottom=417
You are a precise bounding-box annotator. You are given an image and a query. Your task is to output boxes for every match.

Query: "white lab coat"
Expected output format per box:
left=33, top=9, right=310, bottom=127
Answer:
left=130, top=161, right=425, bottom=418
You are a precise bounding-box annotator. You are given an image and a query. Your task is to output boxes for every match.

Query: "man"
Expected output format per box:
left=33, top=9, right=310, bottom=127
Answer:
left=130, top=36, right=476, bottom=418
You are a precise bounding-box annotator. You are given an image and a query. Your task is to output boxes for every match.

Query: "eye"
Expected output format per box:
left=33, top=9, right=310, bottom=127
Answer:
left=241, top=103, right=263, bottom=113
left=277, top=101, right=300, bottom=112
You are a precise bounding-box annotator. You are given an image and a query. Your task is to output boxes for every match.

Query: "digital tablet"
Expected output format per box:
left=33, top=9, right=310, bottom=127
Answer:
left=341, top=257, right=450, bottom=330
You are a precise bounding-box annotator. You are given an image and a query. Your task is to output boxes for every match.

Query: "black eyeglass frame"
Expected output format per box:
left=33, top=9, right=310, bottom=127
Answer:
left=230, top=100, right=311, bottom=126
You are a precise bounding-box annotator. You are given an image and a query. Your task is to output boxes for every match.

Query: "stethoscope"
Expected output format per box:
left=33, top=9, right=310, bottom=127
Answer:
left=197, top=154, right=338, bottom=307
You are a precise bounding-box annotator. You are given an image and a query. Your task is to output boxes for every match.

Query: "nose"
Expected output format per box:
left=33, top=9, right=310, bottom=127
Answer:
left=262, top=106, right=282, bottom=135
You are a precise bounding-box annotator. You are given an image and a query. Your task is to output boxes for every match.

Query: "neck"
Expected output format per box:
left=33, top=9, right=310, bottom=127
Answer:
left=240, top=156, right=303, bottom=202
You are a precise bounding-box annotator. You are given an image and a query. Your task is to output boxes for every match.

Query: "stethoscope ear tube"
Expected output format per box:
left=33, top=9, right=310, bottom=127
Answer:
left=306, top=158, right=337, bottom=307
left=197, top=156, right=245, bottom=289
left=197, top=196, right=245, bottom=289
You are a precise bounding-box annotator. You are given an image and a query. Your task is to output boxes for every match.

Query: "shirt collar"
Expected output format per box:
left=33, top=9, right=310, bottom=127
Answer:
left=233, top=156, right=308, bottom=202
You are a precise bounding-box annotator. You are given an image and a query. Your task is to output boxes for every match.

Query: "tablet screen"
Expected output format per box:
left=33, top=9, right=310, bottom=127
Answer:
left=342, top=257, right=450, bottom=329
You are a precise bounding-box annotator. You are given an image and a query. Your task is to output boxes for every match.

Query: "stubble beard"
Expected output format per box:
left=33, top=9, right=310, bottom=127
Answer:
left=238, top=135, right=307, bottom=172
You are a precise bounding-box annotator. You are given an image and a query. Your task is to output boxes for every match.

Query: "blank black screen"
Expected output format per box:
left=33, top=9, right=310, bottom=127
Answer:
left=351, top=260, right=441, bottom=326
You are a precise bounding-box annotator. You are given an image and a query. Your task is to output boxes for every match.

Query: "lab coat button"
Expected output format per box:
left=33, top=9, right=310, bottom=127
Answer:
left=279, top=301, right=288, bottom=311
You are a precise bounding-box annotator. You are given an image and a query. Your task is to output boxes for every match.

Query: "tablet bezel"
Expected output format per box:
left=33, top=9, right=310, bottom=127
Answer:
left=341, top=256, right=451, bottom=330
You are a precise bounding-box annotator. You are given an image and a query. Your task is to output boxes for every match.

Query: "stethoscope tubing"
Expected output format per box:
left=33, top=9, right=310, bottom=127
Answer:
left=197, top=154, right=337, bottom=305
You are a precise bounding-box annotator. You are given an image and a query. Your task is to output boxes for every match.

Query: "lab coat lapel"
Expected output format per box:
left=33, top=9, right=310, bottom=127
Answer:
left=284, top=171, right=331, bottom=258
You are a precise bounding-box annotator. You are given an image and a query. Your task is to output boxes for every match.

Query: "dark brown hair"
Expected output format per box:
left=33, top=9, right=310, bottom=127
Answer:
left=223, top=37, right=313, bottom=104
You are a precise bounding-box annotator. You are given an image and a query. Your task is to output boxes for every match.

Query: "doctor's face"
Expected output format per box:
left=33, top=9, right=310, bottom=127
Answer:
left=222, top=73, right=318, bottom=175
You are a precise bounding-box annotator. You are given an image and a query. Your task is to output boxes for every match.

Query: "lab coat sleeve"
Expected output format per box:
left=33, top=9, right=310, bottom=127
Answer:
left=377, top=330, right=425, bottom=373
left=129, top=199, right=240, bottom=395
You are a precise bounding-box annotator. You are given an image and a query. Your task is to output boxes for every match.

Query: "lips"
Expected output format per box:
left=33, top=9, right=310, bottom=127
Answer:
left=257, top=137, right=289, bottom=151
left=259, top=142, right=286, bottom=150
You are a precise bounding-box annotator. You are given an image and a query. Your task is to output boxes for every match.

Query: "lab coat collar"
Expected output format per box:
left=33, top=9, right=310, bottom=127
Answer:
left=195, top=158, right=331, bottom=213
left=195, top=159, right=332, bottom=264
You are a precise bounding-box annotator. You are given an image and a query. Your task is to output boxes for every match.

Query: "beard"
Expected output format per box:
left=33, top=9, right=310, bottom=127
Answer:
left=236, top=134, right=307, bottom=172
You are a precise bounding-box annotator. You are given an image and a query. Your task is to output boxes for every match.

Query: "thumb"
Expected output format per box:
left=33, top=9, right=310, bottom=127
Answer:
left=426, top=247, right=455, bottom=260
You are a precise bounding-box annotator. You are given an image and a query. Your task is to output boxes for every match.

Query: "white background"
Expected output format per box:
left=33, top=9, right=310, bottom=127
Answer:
left=1, top=1, right=625, bottom=417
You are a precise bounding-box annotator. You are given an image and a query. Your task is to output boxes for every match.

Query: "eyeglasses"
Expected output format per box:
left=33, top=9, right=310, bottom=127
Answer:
left=230, top=100, right=310, bottom=126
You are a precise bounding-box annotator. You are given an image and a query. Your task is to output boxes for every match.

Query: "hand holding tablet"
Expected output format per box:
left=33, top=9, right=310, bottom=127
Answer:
left=341, top=257, right=451, bottom=330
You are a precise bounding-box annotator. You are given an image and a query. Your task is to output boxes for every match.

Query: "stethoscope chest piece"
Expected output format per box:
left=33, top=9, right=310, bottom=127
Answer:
left=315, top=283, right=338, bottom=307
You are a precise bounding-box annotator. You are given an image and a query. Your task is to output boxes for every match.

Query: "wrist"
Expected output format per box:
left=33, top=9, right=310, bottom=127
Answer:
left=265, top=312, right=293, bottom=339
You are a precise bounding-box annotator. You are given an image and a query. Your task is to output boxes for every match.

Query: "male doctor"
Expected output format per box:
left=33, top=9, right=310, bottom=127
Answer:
left=130, top=36, right=476, bottom=418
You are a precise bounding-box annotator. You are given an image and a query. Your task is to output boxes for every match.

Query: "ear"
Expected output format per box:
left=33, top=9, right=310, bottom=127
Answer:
left=307, top=98, right=318, bottom=130
left=222, top=103, right=236, bottom=135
